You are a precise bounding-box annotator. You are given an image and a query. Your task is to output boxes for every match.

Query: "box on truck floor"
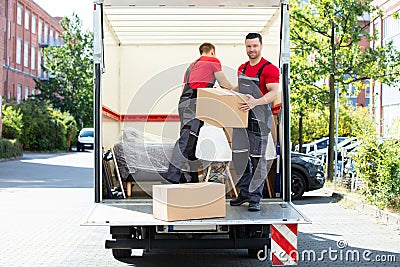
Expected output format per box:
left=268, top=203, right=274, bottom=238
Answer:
left=153, top=182, right=226, bottom=221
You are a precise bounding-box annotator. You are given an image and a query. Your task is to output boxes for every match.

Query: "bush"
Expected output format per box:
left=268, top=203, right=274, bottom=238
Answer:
left=0, top=139, right=23, bottom=159
left=1, top=105, right=23, bottom=140
left=352, top=110, right=400, bottom=210
left=18, top=100, right=77, bottom=151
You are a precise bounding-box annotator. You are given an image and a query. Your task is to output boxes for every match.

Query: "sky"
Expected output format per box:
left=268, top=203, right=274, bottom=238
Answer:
left=33, top=0, right=93, bottom=30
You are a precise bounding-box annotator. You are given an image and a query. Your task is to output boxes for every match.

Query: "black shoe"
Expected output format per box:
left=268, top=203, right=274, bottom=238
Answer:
left=248, top=202, right=260, bottom=212
left=230, top=194, right=251, bottom=206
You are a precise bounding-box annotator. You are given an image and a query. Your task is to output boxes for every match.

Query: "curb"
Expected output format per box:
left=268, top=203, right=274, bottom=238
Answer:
left=323, top=187, right=400, bottom=228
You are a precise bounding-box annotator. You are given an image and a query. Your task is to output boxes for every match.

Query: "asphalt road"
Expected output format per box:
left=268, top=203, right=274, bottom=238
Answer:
left=0, top=151, right=399, bottom=266
left=0, top=151, right=94, bottom=188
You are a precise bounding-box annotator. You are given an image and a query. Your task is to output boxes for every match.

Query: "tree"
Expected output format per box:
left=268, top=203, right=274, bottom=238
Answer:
left=35, top=13, right=94, bottom=129
left=290, top=0, right=400, bottom=181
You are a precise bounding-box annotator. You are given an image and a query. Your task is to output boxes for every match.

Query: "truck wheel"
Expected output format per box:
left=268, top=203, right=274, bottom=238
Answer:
left=291, top=170, right=306, bottom=200
left=112, top=249, right=131, bottom=259
left=247, top=248, right=265, bottom=258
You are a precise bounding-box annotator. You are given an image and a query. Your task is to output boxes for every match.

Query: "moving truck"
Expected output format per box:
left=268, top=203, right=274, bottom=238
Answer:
left=86, top=0, right=310, bottom=265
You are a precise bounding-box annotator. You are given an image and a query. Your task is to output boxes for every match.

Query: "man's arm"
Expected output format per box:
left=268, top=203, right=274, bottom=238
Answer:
left=214, top=71, right=234, bottom=90
left=238, top=82, right=279, bottom=111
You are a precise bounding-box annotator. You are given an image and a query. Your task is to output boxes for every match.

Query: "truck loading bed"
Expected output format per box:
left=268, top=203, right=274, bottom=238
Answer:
left=83, top=200, right=310, bottom=226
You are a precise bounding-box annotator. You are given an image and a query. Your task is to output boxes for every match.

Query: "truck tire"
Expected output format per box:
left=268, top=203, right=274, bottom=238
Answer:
left=112, top=249, right=131, bottom=259
left=291, top=170, right=306, bottom=200
left=248, top=248, right=260, bottom=258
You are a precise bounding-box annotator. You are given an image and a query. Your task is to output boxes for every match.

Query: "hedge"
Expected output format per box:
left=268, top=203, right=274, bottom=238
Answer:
left=0, top=139, right=23, bottom=159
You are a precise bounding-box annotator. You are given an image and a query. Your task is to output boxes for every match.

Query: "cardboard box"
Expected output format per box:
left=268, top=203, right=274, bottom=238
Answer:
left=153, top=182, right=226, bottom=222
left=196, top=88, right=248, bottom=128
left=223, top=127, right=233, bottom=143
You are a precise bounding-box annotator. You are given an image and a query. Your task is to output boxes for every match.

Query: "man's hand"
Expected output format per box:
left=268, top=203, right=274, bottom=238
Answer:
left=238, top=94, right=257, bottom=111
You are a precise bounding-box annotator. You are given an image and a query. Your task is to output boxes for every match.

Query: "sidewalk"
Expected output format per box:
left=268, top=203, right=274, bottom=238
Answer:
left=322, top=185, right=400, bottom=228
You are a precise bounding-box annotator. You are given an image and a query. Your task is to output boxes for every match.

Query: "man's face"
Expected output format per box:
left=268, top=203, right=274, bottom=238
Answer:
left=245, top=38, right=262, bottom=60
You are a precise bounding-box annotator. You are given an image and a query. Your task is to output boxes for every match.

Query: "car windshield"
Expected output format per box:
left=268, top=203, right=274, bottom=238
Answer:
left=80, top=131, right=94, bottom=137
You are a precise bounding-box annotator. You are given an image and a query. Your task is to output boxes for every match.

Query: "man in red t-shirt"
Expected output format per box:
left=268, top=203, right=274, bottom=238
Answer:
left=230, top=33, right=280, bottom=211
left=166, top=43, right=233, bottom=184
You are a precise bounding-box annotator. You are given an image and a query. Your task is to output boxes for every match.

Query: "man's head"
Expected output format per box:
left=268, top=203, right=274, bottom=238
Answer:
left=245, top=33, right=263, bottom=60
left=199, top=42, right=216, bottom=57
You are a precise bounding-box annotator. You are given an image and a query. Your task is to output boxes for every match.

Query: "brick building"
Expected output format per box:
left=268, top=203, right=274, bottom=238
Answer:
left=1, top=0, right=62, bottom=104
left=371, top=0, right=400, bottom=137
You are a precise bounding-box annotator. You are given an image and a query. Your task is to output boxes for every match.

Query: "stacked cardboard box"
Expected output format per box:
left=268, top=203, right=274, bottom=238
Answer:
left=153, top=183, right=226, bottom=221
left=196, top=88, right=248, bottom=128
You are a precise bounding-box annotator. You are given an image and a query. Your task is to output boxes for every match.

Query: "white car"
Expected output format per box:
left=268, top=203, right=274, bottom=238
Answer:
left=295, top=137, right=347, bottom=154
left=76, top=128, right=94, bottom=152
left=310, top=137, right=357, bottom=160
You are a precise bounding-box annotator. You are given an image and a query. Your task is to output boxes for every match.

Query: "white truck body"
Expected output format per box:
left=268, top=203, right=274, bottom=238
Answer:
left=87, top=0, right=310, bottom=265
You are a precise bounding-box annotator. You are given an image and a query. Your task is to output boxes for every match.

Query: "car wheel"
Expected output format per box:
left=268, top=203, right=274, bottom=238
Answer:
left=112, top=249, right=132, bottom=259
left=291, top=170, right=306, bottom=200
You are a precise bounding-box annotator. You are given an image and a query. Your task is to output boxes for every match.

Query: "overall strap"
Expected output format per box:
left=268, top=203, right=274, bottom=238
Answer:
left=184, top=59, right=200, bottom=83
left=241, top=61, right=271, bottom=79
left=256, top=62, right=271, bottom=78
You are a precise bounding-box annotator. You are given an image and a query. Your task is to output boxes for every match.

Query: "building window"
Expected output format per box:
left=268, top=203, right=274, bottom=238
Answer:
left=38, top=50, right=42, bottom=77
left=24, top=41, right=29, bottom=67
left=25, top=10, right=30, bottom=30
left=50, top=29, right=54, bottom=44
left=31, top=46, right=36, bottom=70
left=16, top=38, right=22, bottom=64
left=38, top=20, right=43, bottom=43
left=8, top=21, right=11, bottom=39
left=17, top=84, right=22, bottom=104
left=383, top=15, right=400, bottom=40
left=32, top=15, right=37, bottom=34
left=44, top=24, right=49, bottom=43
left=17, top=4, right=22, bottom=25
left=31, top=88, right=36, bottom=99
left=25, top=86, right=29, bottom=100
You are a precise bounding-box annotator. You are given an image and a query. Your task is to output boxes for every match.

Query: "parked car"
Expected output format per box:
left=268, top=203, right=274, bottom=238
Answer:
left=76, top=128, right=94, bottom=152
left=295, top=137, right=347, bottom=154
left=309, top=137, right=357, bottom=160
left=290, top=152, right=325, bottom=199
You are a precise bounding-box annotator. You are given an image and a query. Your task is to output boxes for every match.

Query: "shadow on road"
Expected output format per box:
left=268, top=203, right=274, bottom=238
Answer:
left=111, top=232, right=399, bottom=267
left=293, top=194, right=337, bottom=206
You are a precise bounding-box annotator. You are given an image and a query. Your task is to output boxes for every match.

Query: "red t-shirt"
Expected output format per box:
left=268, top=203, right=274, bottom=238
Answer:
left=184, top=56, right=222, bottom=89
left=238, top=58, right=280, bottom=96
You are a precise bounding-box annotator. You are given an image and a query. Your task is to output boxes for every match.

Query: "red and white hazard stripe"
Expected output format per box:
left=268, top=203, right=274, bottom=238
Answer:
left=271, top=224, right=298, bottom=266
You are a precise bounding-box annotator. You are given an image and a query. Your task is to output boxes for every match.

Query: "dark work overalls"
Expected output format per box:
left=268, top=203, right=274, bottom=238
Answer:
left=232, top=61, right=273, bottom=203
left=167, top=60, right=216, bottom=183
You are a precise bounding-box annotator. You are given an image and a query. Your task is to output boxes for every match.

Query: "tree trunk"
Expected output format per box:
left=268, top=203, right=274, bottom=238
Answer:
left=327, top=20, right=336, bottom=182
left=298, top=111, right=304, bottom=153
left=327, top=75, right=335, bottom=181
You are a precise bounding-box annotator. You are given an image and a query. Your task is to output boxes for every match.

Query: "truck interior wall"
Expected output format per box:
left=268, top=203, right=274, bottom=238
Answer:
left=119, top=121, right=180, bottom=142
left=102, top=37, right=279, bottom=145
left=102, top=120, right=121, bottom=149
left=103, top=45, right=121, bottom=113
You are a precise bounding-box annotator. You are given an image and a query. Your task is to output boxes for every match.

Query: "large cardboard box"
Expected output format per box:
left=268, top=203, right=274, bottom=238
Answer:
left=153, top=182, right=226, bottom=221
left=196, top=88, right=248, bottom=128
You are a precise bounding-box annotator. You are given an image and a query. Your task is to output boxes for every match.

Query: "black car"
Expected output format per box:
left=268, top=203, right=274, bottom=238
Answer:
left=291, top=152, right=325, bottom=199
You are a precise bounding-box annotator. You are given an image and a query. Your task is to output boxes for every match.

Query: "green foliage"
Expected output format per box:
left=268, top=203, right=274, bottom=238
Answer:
left=18, top=100, right=76, bottom=151
left=35, top=13, right=93, bottom=128
left=1, top=105, right=23, bottom=140
left=350, top=110, right=400, bottom=210
left=0, top=139, right=23, bottom=159
left=290, top=0, right=400, bottom=180
left=354, top=137, right=400, bottom=210
left=290, top=103, right=359, bottom=147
